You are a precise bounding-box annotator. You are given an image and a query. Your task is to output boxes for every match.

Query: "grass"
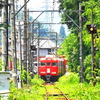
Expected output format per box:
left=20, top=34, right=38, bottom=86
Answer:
left=8, top=73, right=100, bottom=100
left=56, top=73, right=100, bottom=100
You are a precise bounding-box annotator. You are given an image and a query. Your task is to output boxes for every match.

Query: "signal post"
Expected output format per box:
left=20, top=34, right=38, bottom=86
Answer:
left=87, top=24, right=98, bottom=85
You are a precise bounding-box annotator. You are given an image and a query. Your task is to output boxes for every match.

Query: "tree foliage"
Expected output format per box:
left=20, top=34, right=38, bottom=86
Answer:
left=57, top=0, right=100, bottom=82
left=58, top=33, right=79, bottom=72
left=58, top=0, right=87, bottom=29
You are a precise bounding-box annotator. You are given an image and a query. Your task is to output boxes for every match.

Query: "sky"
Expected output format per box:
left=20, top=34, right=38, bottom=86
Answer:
left=17, top=0, right=70, bottom=35
left=17, top=0, right=61, bottom=22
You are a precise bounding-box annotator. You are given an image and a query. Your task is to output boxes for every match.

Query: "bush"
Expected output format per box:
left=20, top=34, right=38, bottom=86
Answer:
left=58, top=72, right=79, bottom=84
left=8, top=75, right=45, bottom=100
left=57, top=73, right=100, bottom=100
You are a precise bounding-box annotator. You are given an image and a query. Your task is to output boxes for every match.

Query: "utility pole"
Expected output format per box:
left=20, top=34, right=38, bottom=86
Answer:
left=30, top=22, right=35, bottom=78
left=27, top=10, right=29, bottom=73
left=23, top=0, right=27, bottom=84
left=37, top=22, right=40, bottom=78
left=55, top=32, right=57, bottom=55
left=10, top=0, right=17, bottom=87
left=2, top=0, right=7, bottom=71
left=27, top=22, right=31, bottom=78
left=6, top=0, right=8, bottom=70
left=18, top=21, right=22, bottom=87
left=27, top=21, right=34, bottom=78
left=79, top=3, right=83, bottom=83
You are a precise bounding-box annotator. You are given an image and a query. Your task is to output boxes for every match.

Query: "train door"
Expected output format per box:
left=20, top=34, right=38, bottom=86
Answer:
left=58, top=58, right=65, bottom=76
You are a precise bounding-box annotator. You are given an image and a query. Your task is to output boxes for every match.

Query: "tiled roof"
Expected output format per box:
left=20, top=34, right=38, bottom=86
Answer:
left=34, top=39, right=57, bottom=49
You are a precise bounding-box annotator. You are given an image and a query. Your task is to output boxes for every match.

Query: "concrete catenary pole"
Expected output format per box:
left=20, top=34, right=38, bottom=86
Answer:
left=27, top=22, right=30, bottom=75
left=10, top=0, right=17, bottom=87
left=23, top=0, right=27, bottom=84
left=2, top=0, right=7, bottom=71
left=18, top=21, right=22, bottom=87
left=6, top=0, right=8, bottom=69
left=79, top=3, right=83, bottom=83
left=37, top=22, right=40, bottom=78
left=27, top=24, right=30, bottom=81
left=30, top=22, right=34, bottom=78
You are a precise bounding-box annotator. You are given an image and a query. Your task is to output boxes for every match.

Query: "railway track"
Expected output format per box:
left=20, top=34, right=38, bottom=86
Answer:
left=44, top=82, right=70, bottom=100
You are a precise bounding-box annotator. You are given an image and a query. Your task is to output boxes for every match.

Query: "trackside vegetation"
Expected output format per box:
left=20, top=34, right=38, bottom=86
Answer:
left=57, top=0, right=100, bottom=83
left=8, top=73, right=100, bottom=100
left=0, top=0, right=100, bottom=99
left=57, top=73, right=100, bottom=100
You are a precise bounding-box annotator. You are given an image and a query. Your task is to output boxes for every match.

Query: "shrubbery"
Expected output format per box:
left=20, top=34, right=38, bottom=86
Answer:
left=8, top=73, right=100, bottom=100
left=57, top=73, right=100, bottom=100
left=8, top=75, right=45, bottom=100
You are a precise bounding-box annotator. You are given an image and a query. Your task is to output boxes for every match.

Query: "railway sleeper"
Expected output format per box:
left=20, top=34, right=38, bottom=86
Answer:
left=47, top=93, right=68, bottom=96
left=47, top=95, right=69, bottom=100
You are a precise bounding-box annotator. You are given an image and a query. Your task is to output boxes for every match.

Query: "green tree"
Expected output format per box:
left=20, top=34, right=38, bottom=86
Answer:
left=58, top=0, right=87, bottom=30
left=58, top=0, right=100, bottom=82
left=58, top=33, right=79, bottom=72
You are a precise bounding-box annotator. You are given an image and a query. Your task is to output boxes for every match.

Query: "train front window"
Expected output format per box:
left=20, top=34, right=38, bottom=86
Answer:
left=40, top=62, right=45, bottom=66
left=52, top=62, right=58, bottom=66
left=47, top=62, right=50, bottom=66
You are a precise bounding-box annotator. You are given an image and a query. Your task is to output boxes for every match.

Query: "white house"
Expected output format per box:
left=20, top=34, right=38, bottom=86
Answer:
left=8, top=37, right=58, bottom=60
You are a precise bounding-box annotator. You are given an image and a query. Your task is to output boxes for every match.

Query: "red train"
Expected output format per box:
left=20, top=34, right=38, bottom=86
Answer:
left=38, top=55, right=67, bottom=82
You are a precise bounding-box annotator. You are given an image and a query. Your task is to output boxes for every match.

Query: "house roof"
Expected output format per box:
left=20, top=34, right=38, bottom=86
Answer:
left=34, top=39, right=57, bottom=49
left=8, top=37, right=58, bottom=49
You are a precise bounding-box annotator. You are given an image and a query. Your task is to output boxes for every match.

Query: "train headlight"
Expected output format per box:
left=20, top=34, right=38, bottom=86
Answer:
left=52, top=72, right=56, bottom=74
left=40, top=72, right=46, bottom=73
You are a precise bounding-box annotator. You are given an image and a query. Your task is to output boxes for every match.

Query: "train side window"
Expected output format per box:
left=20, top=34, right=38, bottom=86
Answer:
left=52, top=62, right=58, bottom=66
left=47, top=62, right=50, bottom=66
left=40, top=62, right=45, bottom=66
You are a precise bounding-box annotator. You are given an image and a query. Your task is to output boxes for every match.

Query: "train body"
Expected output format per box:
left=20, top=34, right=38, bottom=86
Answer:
left=38, top=55, right=67, bottom=82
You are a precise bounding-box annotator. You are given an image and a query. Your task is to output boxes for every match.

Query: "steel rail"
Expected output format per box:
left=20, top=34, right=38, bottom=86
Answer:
left=44, top=83, right=70, bottom=100
left=55, top=86, right=70, bottom=100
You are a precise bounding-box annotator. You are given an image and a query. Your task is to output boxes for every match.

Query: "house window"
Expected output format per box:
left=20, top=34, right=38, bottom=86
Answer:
left=48, top=49, right=51, bottom=54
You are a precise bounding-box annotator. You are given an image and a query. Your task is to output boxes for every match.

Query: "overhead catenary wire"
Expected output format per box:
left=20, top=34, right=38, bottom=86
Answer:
left=50, top=0, right=55, bottom=31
